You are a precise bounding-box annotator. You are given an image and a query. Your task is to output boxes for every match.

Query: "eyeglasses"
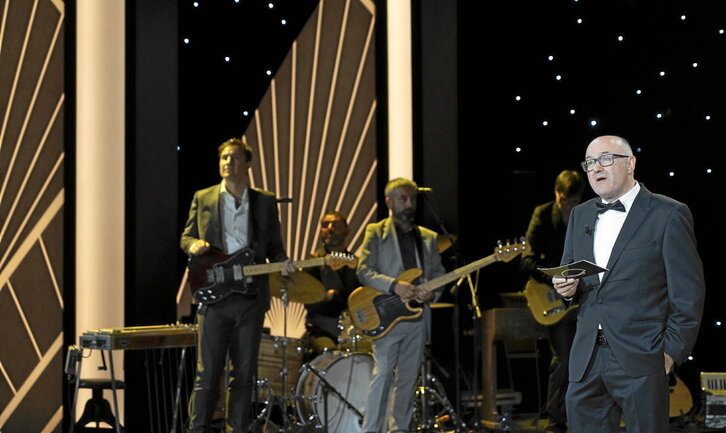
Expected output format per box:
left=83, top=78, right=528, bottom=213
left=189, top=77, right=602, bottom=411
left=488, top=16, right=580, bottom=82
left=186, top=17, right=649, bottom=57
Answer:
left=581, top=153, right=629, bottom=172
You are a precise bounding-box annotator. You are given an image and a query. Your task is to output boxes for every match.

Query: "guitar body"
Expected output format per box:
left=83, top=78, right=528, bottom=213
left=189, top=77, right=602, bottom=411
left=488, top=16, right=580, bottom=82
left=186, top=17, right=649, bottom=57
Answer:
left=524, top=278, right=578, bottom=326
left=348, top=241, right=528, bottom=340
left=348, top=286, right=424, bottom=340
left=188, top=248, right=257, bottom=304
left=669, top=373, right=693, bottom=418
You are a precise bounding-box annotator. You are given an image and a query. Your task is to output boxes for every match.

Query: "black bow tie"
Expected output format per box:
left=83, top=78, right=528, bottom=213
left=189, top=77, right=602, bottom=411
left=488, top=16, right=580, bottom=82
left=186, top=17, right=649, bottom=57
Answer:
left=596, top=200, right=626, bottom=214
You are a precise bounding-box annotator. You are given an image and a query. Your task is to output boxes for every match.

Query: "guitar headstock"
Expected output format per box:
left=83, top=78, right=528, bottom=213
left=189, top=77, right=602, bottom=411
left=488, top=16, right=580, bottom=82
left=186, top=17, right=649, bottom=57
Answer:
left=325, top=252, right=358, bottom=270
left=493, top=238, right=527, bottom=263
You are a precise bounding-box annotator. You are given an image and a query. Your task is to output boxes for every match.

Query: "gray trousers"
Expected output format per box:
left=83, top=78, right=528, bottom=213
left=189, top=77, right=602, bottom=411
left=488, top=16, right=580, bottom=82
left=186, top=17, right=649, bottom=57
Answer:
left=361, top=319, right=425, bottom=433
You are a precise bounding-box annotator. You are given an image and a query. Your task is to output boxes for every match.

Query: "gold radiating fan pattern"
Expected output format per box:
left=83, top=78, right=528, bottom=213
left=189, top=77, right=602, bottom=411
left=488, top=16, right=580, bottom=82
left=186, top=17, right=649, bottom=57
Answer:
left=244, top=0, right=378, bottom=260
left=0, top=0, right=65, bottom=431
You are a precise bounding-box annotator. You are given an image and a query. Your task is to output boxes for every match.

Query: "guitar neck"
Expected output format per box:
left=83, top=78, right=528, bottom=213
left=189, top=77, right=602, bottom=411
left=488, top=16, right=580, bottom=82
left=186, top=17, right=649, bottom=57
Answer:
left=419, top=254, right=497, bottom=292
left=243, top=257, right=326, bottom=276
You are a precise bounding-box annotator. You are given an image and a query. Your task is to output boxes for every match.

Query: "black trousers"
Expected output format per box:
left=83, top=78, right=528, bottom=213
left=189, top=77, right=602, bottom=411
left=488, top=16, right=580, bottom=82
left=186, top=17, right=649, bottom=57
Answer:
left=545, top=316, right=577, bottom=425
left=189, top=295, right=266, bottom=433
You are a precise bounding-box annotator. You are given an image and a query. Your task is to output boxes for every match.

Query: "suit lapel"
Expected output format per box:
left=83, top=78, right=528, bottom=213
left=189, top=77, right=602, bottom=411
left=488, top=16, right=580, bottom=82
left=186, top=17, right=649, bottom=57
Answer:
left=600, top=187, right=651, bottom=286
left=584, top=206, right=599, bottom=264
left=206, top=184, right=224, bottom=249
left=248, top=188, right=259, bottom=251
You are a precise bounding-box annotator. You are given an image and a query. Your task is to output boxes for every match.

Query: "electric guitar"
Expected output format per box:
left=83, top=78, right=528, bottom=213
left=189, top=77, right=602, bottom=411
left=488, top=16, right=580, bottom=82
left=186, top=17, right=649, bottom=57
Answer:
left=347, top=240, right=526, bottom=340
left=188, top=248, right=356, bottom=304
left=523, top=277, right=579, bottom=326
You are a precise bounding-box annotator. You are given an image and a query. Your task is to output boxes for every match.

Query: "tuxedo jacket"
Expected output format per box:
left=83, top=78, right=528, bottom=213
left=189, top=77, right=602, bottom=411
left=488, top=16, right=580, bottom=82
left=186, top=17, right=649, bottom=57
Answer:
left=562, top=184, right=705, bottom=380
left=180, top=183, right=288, bottom=310
left=357, top=217, right=445, bottom=297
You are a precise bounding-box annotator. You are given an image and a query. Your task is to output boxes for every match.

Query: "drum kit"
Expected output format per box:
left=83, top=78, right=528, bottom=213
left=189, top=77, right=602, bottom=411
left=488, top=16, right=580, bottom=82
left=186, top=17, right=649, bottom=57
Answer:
left=245, top=271, right=466, bottom=433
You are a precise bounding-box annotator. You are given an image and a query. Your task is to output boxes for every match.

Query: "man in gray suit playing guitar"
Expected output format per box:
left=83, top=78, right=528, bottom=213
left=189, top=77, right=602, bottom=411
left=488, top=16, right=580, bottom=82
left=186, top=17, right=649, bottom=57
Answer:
left=357, top=178, right=446, bottom=433
left=554, top=135, right=705, bottom=433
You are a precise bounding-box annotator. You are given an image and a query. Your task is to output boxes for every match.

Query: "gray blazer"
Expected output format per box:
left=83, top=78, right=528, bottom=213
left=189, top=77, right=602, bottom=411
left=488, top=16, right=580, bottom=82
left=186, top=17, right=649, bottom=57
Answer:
left=562, top=184, right=705, bottom=380
left=357, top=217, right=446, bottom=295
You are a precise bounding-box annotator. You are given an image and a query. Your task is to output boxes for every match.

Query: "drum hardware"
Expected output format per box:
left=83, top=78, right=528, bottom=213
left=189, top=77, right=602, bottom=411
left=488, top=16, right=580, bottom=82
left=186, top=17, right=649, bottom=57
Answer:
left=413, top=345, right=469, bottom=433
left=296, top=352, right=373, bottom=433
left=298, top=362, right=365, bottom=433
left=251, top=274, right=312, bottom=432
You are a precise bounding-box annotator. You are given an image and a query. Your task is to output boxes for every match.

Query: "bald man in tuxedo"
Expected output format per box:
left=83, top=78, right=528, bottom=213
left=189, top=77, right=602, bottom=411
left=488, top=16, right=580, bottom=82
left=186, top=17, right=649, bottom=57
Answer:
left=554, top=135, right=705, bottom=433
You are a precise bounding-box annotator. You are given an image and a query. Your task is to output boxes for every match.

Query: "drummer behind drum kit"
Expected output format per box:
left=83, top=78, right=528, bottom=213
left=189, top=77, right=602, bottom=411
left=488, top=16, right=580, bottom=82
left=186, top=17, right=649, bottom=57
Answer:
left=246, top=269, right=465, bottom=433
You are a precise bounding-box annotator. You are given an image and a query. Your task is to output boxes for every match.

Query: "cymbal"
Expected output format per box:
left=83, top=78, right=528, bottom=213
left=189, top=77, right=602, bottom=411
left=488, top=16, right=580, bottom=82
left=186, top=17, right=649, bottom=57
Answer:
left=437, top=234, right=457, bottom=253
left=430, top=302, right=455, bottom=309
left=269, top=271, right=326, bottom=304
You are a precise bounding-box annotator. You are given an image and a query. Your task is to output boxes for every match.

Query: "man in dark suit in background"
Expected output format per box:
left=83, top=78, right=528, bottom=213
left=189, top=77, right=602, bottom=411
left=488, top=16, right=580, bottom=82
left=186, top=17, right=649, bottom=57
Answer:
left=520, top=169, right=585, bottom=433
left=554, top=135, right=705, bottom=433
left=181, top=138, right=294, bottom=433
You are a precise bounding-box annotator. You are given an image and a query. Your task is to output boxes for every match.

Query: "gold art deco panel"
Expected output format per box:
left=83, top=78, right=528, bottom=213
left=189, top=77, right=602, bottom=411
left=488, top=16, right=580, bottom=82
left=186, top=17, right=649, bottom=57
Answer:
left=244, top=0, right=377, bottom=260
left=0, top=0, right=65, bottom=431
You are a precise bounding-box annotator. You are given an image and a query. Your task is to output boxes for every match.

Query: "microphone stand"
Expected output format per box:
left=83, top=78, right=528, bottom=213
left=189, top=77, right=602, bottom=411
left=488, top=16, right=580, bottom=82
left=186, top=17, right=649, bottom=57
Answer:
left=417, top=192, right=467, bottom=418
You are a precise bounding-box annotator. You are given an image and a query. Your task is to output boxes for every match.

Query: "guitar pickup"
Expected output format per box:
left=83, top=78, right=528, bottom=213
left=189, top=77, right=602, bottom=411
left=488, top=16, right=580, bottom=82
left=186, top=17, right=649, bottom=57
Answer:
left=233, top=264, right=243, bottom=281
left=355, top=310, right=365, bottom=323
left=206, top=269, right=215, bottom=284
left=214, top=267, right=225, bottom=283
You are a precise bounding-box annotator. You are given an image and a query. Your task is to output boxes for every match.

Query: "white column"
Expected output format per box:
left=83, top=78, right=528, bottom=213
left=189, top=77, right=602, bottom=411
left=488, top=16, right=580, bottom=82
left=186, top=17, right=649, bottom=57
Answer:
left=386, top=0, right=413, bottom=180
left=76, top=0, right=126, bottom=423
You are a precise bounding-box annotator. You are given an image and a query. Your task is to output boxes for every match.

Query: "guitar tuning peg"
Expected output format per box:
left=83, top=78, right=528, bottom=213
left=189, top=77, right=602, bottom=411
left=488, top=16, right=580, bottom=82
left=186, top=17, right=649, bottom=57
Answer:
left=497, top=240, right=503, bottom=247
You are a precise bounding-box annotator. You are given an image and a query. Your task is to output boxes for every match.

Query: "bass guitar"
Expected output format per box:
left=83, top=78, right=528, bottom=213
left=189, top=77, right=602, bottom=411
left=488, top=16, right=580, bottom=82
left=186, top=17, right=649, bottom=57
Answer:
left=348, top=240, right=526, bottom=340
left=188, top=248, right=356, bottom=304
left=523, top=278, right=579, bottom=326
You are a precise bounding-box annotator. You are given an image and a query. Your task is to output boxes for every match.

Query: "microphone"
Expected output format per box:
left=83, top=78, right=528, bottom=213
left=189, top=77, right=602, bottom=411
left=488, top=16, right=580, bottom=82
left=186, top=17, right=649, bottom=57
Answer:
left=585, top=225, right=592, bottom=235
left=277, top=197, right=293, bottom=203
left=417, top=187, right=434, bottom=193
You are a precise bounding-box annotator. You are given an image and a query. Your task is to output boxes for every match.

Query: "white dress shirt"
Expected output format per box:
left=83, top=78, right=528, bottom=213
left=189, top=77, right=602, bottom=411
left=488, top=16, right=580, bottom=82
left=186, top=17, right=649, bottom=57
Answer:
left=220, top=181, right=250, bottom=254
left=593, top=182, right=641, bottom=281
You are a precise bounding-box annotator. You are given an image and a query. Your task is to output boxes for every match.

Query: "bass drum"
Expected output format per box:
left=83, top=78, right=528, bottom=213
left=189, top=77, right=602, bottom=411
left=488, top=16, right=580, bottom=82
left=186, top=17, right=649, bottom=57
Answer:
left=296, top=352, right=373, bottom=432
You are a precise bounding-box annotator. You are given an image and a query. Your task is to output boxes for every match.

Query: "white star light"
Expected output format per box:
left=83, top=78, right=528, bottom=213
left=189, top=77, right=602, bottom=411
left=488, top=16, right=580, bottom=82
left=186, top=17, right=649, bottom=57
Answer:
left=617, top=35, right=624, bottom=42
left=515, top=95, right=522, bottom=102
left=225, top=56, right=231, bottom=62
left=590, top=120, right=598, bottom=127
left=569, top=109, right=576, bottom=115
left=542, top=120, right=549, bottom=126
left=659, top=71, right=666, bottom=77
left=266, top=70, right=272, bottom=76
left=636, top=89, right=642, bottom=95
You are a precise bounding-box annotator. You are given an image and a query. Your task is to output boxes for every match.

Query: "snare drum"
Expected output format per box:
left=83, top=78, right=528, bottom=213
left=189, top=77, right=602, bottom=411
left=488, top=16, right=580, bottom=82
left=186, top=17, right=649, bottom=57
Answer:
left=256, top=334, right=306, bottom=398
left=296, top=352, right=373, bottom=432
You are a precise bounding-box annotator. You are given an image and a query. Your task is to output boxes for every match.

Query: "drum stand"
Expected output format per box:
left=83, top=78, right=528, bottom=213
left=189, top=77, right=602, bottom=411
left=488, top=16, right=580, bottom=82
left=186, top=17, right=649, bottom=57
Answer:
left=296, top=362, right=364, bottom=432
left=413, top=345, right=469, bottom=433
left=251, top=281, right=301, bottom=433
